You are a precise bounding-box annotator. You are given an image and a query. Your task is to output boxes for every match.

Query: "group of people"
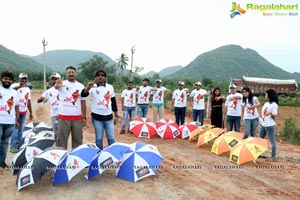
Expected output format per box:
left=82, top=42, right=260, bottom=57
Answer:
left=217, top=84, right=278, bottom=161
left=0, top=67, right=279, bottom=169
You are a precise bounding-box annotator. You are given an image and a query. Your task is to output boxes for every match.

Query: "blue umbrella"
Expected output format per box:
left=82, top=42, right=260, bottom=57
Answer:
left=116, top=142, right=163, bottom=182
left=53, top=144, right=100, bottom=186
left=88, top=142, right=131, bottom=180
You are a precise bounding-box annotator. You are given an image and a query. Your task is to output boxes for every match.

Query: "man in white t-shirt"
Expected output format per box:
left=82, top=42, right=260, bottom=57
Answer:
left=37, top=72, right=61, bottom=137
left=55, top=66, right=86, bottom=149
left=120, top=81, right=136, bottom=134
left=171, top=81, right=189, bottom=126
left=151, top=79, right=172, bottom=122
left=81, top=69, right=119, bottom=150
left=10, top=72, right=33, bottom=153
left=0, top=71, right=20, bottom=168
left=224, top=84, right=243, bottom=132
left=136, top=78, right=152, bottom=118
left=190, top=81, right=208, bottom=125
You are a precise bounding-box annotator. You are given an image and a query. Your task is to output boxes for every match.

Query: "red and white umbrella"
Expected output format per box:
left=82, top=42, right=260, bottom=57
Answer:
left=129, top=118, right=157, bottom=138
left=155, top=119, right=180, bottom=139
left=178, top=121, right=198, bottom=139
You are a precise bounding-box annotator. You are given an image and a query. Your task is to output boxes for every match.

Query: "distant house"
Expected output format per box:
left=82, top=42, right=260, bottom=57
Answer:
left=230, top=76, right=298, bottom=97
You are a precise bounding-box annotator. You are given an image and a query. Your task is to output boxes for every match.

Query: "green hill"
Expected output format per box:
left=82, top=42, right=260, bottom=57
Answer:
left=159, top=65, right=183, bottom=77
left=166, top=45, right=298, bottom=81
left=0, top=44, right=43, bottom=71
left=31, top=49, right=117, bottom=72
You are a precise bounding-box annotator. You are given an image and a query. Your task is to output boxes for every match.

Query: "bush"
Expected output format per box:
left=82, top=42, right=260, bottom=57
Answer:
left=279, top=117, right=300, bottom=145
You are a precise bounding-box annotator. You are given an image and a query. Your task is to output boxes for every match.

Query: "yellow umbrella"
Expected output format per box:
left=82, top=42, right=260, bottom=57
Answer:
left=189, top=124, right=214, bottom=142
left=196, top=128, right=225, bottom=147
left=229, top=137, right=268, bottom=165
left=211, top=131, right=244, bottom=155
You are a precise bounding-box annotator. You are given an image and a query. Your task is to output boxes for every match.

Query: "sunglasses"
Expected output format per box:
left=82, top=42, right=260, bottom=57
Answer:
left=96, top=73, right=105, bottom=77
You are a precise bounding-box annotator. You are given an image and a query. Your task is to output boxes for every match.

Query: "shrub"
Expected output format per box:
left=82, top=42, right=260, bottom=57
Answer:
left=279, top=117, right=300, bottom=145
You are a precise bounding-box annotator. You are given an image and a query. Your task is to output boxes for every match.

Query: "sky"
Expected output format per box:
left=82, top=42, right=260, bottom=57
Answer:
left=0, top=0, right=299, bottom=74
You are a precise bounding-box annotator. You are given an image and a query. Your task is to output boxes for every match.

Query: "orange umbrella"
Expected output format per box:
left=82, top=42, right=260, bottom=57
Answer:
left=211, top=131, right=243, bottom=155
left=229, top=137, right=268, bottom=164
left=196, top=128, right=225, bottom=147
left=188, top=124, right=214, bottom=142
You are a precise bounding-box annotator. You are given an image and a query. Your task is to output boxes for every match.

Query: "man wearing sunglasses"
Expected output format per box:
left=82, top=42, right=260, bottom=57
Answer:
left=55, top=66, right=86, bottom=149
left=81, top=69, right=118, bottom=150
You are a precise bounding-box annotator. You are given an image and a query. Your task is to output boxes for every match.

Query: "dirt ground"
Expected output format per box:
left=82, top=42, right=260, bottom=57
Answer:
left=1, top=92, right=300, bottom=200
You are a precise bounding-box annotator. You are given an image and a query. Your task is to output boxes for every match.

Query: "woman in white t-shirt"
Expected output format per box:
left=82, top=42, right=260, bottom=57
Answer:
left=241, top=87, right=261, bottom=139
left=259, top=89, right=279, bottom=161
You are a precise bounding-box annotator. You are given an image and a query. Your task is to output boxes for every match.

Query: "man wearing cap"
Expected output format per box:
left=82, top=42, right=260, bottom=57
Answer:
left=224, top=83, right=243, bottom=132
left=171, top=81, right=189, bottom=126
left=136, top=78, right=153, bottom=118
left=37, top=72, right=61, bottom=137
left=10, top=72, right=33, bottom=153
left=55, top=66, right=86, bottom=149
left=190, top=81, right=208, bottom=125
left=0, top=71, right=20, bottom=168
left=152, top=79, right=172, bottom=121
left=120, top=81, right=137, bottom=134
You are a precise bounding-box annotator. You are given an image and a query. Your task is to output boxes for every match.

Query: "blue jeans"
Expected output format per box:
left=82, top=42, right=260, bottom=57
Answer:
left=10, top=113, right=27, bottom=149
left=121, top=106, right=135, bottom=130
left=137, top=104, right=149, bottom=118
left=174, top=107, right=186, bottom=126
left=243, top=117, right=259, bottom=139
left=259, top=125, right=276, bottom=159
left=226, top=115, right=241, bottom=132
left=0, top=124, right=15, bottom=163
left=92, top=118, right=115, bottom=150
left=192, top=109, right=204, bottom=125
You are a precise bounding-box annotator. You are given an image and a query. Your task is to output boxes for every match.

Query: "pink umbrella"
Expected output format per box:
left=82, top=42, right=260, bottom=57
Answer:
left=178, top=121, right=198, bottom=139
left=129, top=118, right=157, bottom=138
left=155, top=119, right=180, bottom=139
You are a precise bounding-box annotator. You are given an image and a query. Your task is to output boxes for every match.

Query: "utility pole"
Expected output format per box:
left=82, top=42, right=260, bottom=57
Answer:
left=130, top=45, right=136, bottom=81
left=42, top=38, right=48, bottom=91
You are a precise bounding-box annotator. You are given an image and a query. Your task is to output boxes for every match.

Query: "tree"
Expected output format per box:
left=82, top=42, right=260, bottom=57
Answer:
left=116, top=53, right=128, bottom=77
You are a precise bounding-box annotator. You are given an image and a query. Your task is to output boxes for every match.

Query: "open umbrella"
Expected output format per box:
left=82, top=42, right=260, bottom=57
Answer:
left=196, top=128, right=225, bottom=147
left=16, top=147, right=67, bottom=191
left=88, top=142, right=131, bottom=180
left=178, top=121, right=198, bottom=139
left=189, top=124, right=214, bottom=142
left=116, top=141, right=163, bottom=182
left=155, top=119, right=180, bottom=139
left=21, top=130, right=55, bottom=148
left=22, top=122, right=53, bottom=138
left=53, top=143, right=100, bottom=186
left=229, top=137, right=268, bottom=165
left=11, top=136, right=56, bottom=175
left=129, top=117, right=157, bottom=138
left=211, top=131, right=244, bottom=155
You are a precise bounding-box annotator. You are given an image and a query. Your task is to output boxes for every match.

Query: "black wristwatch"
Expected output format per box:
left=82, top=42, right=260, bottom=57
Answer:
left=16, top=119, right=20, bottom=123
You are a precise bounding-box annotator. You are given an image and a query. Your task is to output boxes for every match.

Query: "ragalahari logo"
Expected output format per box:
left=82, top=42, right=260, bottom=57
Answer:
left=230, top=2, right=246, bottom=18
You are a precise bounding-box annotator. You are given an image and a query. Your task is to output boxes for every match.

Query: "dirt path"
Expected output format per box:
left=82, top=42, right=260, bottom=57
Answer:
left=1, top=92, right=299, bottom=200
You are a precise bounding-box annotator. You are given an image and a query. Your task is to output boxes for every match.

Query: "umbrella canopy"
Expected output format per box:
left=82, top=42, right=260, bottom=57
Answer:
left=88, top=142, right=131, bottom=180
left=116, top=141, right=163, bottom=182
left=11, top=136, right=56, bottom=175
left=155, top=119, right=180, bottom=139
left=211, top=131, right=244, bottom=155
left=178, top=121, right=198, bottom=139
left=11, top=146, right=43, bottom=175
left=196, top=128, right=225, bottom=147
left=22, top=122, right=53, bottom=138
left=53, top=144, right=100, bottom=186
left=129, top=117, right=157, bottom=138
left=229, top=137, right=268, bottom=165
left=21, top=130, right=55, bottom=148
left=189, top=124, right=214, bottom=142
left=16, top=147, right=67, bottom=191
